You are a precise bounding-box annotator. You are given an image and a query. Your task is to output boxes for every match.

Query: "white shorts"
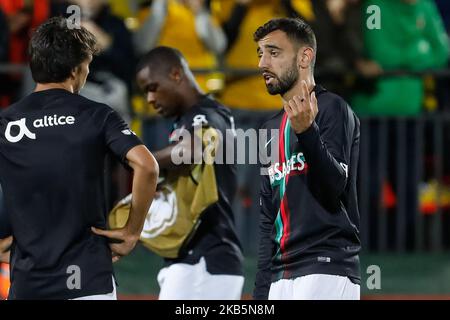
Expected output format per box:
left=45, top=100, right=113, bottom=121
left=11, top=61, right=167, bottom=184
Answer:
left=157, top=257, right=244, bottom=300
left=268, top=274, right=360, bottom=300
left=71, top=277, right=117, bottom=300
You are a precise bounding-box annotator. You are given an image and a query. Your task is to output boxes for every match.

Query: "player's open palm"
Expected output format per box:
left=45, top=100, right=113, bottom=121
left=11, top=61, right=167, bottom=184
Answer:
left=91, top=227, right=139, bottom=263
left=284, top=80, right=318, bottom=134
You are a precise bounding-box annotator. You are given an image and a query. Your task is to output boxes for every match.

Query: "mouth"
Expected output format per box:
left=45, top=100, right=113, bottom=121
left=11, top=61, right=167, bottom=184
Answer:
left=262, top=72, right=276, bottom=85
left=153, top=104, right=163, bottom=114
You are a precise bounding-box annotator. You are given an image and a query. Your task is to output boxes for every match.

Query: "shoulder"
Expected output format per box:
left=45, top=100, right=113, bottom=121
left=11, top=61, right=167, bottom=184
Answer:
left=317, top=88, right=348, bottom=111
left=182, top=96, right=232, bottom=129
left=0, top=93, right=33, bottom=116
left=317, top=88, right=353, bottom=118
left=62, top=94, right=125, bottom=128
left=71, top=94, right=115, bottom=116
left=316, top=87, right=360, bottom=129
left=0, top=104, right=17, bottom=117
left=260, top=109, right=283, bottom=130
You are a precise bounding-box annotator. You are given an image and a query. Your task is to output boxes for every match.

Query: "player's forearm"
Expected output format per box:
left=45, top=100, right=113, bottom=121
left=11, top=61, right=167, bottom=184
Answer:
left=296, top=122, right=348, bottom=198
left=153, top=144, right=179, bottom=170
left=153, top=140, right=197, bottom=171
left=126, top=158, right=159, bottom=237
left=0, top=236, right=12, bottom=263
left=0, top=251, right=9, bottom=263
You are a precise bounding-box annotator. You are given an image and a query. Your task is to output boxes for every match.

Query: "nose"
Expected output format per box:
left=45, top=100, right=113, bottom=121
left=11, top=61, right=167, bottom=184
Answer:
left=258, top=53, right=269, bottom=70
left=146, top=91, right=156, bottom=105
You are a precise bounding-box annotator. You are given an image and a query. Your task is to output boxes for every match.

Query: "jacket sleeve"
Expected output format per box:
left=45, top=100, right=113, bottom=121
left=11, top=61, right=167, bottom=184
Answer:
left=296, top=98, right=355, bottom=205
left=253, top=171, right=275, bottom=300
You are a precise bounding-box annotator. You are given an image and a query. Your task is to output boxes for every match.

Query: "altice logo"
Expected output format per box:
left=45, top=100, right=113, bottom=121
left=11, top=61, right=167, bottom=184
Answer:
left=5, top=115, right=76, bottom=143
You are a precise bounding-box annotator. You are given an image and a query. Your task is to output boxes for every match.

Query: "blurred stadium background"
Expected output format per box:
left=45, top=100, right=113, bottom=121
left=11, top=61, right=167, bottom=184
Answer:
left=1, top=0, right=450, bottom=300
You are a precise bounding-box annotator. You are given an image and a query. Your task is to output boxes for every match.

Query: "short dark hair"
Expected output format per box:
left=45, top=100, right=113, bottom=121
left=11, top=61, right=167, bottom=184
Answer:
left=29, top=16, right=98, bottom=83
left=254, top=17, right=317, bottom=54
left=136, top=46, right=185, bottom=75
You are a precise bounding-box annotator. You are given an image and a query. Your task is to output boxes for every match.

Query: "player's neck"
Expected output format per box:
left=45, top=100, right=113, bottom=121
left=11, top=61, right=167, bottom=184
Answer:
left=282, top=76, right=316, bottom=104
left=34, top=82, right=74, bottom=94
left=182, top=88, right=205, bottom=113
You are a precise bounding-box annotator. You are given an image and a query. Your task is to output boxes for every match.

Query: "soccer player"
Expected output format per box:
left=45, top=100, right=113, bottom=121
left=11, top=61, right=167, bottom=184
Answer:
left=253, top=18, right=361, bottom=300
left=0, top=17, right=159, bottom=300
left=136, top=46, right=244, bottom=300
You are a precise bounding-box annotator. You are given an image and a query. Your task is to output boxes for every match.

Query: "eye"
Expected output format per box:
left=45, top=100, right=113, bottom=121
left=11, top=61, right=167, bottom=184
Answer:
left=270, top=50, right=279, bottom=57
left=147, top=84, right=158, bottom=92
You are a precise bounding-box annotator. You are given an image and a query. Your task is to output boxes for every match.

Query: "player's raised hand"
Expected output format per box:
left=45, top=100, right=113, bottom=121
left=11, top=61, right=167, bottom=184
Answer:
left=91, top=227, right=140, bottom=263
left=284, top=80, right=318, bottom=134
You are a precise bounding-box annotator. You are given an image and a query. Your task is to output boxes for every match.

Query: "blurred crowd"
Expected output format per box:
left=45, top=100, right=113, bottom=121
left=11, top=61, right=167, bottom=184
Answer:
left=1, top=0, right=450, bottom=295
left=0, top=0, right=449, bottom=115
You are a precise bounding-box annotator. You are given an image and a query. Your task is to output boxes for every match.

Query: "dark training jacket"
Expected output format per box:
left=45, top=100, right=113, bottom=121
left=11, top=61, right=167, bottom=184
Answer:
left=254, top=85, right=361, bottom=299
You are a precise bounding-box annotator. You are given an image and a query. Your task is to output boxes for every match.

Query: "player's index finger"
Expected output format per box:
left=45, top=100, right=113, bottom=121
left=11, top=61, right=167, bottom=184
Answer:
left=311, top=92, right=317, bottom=111
left=289, top=99, right=298, bottom=113
left=301, top=80, right=308, bottom=101
left=284, top=103, right=292, bottom=116
left=293, top=95, right=303, bottom=107
left=92, top=227, right=120, bottom=239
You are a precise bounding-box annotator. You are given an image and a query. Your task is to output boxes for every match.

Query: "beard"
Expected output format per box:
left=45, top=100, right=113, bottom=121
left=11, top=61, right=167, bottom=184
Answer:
left=265, top=60, right=299, bottom=96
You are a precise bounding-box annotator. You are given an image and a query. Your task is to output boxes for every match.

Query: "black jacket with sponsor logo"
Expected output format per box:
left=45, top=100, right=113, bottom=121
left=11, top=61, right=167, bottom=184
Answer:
left=254, top=85, right=361, bottom=299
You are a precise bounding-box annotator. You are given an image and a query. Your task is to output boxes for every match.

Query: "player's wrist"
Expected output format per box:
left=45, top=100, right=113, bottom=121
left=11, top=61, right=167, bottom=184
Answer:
left=295, top=121, right=317, bottom=137
left=122, top=225, right=141, bottom=241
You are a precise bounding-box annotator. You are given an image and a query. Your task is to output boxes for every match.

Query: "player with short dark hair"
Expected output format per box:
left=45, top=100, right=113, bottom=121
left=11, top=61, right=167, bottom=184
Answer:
left=254, top=17, right=317, bottom=68
left=29, top=16, right=98, bottom=84
left=254, top=18, right=361, bottom=300
left=0, top=17, right=159, bottom=300
left=136, top=46, right=244, bottom=300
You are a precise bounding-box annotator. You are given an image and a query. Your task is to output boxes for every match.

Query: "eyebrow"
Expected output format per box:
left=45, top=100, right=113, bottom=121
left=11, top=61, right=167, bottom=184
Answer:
left=146, top=83, right=157, bottom=91
left=265, top=45, right=282, bottom=50
left=257, top=44, right=282, bottom=53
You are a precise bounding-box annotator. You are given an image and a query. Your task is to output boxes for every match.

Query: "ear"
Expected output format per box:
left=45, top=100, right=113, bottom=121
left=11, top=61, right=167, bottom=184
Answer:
left=297, top=47, right=315, bottom=70
left=169, top=67, right=183, bottom=83
left=70, top=66, right=79, bottom=80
